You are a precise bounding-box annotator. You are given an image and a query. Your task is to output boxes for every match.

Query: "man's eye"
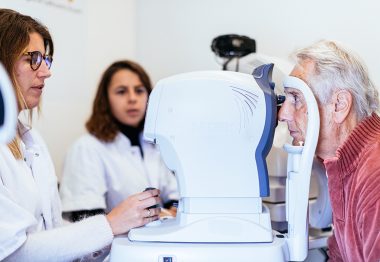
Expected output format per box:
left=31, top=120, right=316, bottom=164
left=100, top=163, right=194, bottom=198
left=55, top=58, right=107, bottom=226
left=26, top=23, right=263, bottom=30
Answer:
left=286, top=95, right=296, bottom=104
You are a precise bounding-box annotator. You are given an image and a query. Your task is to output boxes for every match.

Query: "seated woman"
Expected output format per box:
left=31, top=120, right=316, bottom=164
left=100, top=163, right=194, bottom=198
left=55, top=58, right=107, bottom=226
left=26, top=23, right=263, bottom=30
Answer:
left=59, top=60, right=178, bottom=221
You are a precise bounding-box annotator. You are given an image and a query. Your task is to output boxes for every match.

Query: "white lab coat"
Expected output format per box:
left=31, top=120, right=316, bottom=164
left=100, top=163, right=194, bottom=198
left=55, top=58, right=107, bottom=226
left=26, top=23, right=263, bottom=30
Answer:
left=0, top=125, right=62, bottom=259
left=60, top=133, right=178, bottom=213
left=0, top=125, right=114, bottom=261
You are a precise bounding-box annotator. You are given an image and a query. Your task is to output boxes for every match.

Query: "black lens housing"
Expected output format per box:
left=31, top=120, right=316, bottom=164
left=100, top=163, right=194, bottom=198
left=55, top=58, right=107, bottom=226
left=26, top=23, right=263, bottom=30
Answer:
left=211, top=34, right=256, bottom=58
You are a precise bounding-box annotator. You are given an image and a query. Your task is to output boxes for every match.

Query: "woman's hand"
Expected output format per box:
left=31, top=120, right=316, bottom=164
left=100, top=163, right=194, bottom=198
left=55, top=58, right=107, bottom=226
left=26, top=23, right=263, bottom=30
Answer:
left=106, top=189, right=161, bottom=235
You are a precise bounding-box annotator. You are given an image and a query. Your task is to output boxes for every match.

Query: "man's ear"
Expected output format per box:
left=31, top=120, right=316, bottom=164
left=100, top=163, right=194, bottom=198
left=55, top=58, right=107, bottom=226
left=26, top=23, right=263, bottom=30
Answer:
left=333, top=90, right=353, bottom=124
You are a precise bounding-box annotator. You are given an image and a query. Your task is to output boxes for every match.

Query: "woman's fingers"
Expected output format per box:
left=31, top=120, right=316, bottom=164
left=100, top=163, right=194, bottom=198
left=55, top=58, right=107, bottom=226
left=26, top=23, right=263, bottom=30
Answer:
left=143, top=215, right=159, bottom=224
left=140, top=196, right=161, bottom=210
left=106, top=191, right=162, bottom=235
left=144, top=207, right=161, bottom=218
left=137, top=189, right=160, bottom=201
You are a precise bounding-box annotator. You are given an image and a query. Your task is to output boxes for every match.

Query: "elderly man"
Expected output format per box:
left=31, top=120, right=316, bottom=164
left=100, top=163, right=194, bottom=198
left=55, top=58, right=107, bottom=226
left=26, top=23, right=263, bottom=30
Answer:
left=278, top=40, right=380, bottom=262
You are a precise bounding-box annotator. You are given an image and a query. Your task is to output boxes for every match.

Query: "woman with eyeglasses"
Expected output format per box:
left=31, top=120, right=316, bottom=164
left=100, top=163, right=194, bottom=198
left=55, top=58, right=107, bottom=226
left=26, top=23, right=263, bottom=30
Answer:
left=0, top=8, right=160, bottom=261
left=59, top=60, right=178, bottom=222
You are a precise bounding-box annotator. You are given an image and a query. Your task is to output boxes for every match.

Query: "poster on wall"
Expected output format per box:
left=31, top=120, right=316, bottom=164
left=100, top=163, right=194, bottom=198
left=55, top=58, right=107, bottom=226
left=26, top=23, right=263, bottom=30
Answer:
left=23, top=0, right=84, bottom=13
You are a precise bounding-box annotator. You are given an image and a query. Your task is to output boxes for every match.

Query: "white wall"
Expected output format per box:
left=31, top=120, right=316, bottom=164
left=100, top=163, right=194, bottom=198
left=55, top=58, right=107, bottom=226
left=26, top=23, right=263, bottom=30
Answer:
left=1, top=0, right=137, bottom=179
left=136, top=0, right=380, bottom=87
left=2, top=0, right=380, bottom=180
left=85, top=0, right=137, bottom=105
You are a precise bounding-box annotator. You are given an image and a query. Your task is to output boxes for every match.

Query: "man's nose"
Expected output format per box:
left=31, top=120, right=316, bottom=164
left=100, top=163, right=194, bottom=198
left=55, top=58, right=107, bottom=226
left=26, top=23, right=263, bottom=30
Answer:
left=278, top=100, right=293, bottom=122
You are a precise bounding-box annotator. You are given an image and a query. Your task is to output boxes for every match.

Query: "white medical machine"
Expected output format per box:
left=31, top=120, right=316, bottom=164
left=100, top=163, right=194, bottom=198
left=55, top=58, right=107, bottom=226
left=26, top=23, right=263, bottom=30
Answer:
left=110, top=64, right=320, bottom=261
left=0, top=63, right=17, bottom=143
left=225, top=54, right=333, bottom=247
left=211, top=35, right=332, bottom=235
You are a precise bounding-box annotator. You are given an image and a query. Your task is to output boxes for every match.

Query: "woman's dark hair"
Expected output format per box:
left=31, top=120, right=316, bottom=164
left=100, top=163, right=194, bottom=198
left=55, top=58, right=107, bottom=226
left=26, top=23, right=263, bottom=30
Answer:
left=86, top=60, right=152, bottom=142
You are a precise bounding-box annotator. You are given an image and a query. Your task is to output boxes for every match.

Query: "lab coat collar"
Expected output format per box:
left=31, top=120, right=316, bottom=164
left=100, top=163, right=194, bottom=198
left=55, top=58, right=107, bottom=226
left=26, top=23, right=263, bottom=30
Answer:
left=18, top=122, right=42, bottom=165
left=17, top=122, right=59, bottom=230
left=114, top=132, right=147, bottom=152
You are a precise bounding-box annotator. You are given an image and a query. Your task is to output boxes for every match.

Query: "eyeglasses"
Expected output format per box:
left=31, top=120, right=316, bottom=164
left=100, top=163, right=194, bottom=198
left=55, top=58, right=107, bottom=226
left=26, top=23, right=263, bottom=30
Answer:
left=22, top=51, right=53, bottom=71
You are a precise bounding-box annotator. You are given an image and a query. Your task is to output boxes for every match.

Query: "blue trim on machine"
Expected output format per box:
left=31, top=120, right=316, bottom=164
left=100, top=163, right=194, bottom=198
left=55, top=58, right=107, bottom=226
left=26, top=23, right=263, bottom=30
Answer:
left=252, top=64, right=277, bottom=197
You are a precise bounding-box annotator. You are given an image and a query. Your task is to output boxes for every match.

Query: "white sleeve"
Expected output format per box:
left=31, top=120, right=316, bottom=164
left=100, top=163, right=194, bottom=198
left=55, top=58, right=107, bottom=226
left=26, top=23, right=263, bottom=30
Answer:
left=0, top=184, right=36, bottom=260
left=3, top=215, right=113, bottom=262
left=60, top=137, right=107, bottom=212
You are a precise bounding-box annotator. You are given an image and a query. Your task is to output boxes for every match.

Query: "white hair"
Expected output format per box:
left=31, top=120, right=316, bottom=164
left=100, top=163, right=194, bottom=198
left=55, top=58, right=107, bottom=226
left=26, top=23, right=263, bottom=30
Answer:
left=293, top=40, right=379, bottom=121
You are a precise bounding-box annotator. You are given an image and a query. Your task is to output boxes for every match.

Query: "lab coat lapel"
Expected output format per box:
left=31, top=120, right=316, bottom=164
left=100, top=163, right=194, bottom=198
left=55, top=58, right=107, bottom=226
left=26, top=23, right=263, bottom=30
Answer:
left=21, top=128, right=57, bottom=230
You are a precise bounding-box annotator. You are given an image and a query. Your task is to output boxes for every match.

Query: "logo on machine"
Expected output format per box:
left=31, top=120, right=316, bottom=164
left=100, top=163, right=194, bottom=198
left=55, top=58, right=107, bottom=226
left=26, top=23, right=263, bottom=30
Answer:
left=159, top=255, right=177, bottom=262
left=231, top=86, right=259, bottom=115
left=231, top=85, right=262, bottom=136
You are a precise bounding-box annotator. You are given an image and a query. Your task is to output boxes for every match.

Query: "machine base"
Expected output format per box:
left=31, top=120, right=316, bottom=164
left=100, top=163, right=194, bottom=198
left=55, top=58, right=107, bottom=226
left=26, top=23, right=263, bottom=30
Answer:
left=110, top=234, right=289, bottom=262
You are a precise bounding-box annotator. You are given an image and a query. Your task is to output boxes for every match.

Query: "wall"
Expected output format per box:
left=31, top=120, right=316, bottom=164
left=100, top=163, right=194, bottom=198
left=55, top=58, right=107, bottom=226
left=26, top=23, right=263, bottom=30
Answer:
left=136, top=0, right=380, bottom=87
left=2, top=0, right=380, bottom=179
left=0, top=0, right=137, bottom=179
left=85, top=0, right=137, bottom=106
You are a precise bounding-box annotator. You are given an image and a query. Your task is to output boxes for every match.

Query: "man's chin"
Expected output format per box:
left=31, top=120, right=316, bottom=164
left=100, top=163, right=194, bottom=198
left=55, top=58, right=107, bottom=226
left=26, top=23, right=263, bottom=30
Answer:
left=291, top=138, right=305, bottom=146
left=292, top=140, right=299, bottom=146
